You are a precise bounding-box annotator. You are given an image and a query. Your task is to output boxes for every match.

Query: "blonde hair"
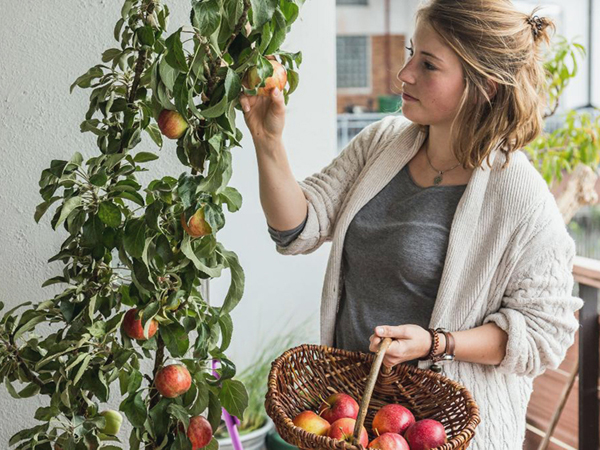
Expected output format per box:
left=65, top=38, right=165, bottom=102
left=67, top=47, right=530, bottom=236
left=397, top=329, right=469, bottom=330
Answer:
left=411, top=0, right=556, bottom=169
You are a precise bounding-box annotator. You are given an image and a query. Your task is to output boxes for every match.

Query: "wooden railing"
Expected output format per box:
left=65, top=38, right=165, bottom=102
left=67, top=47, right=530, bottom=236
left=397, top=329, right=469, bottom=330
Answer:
left=572, top=256, right=600, bottom=449
left=527, top=256, right=600, bottom=449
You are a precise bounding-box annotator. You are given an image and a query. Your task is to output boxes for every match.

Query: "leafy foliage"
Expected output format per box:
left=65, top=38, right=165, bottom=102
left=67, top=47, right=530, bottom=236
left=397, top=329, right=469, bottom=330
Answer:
left=0, top=0, right=305, bottom=448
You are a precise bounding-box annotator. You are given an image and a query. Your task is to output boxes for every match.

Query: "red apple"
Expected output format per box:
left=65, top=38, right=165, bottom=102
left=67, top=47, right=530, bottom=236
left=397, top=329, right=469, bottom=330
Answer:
left=181, top=207, right=212, bottom=238
left=292, top=411, right=331, bottom=436
left=157, top=109, right=188, bottom=139
left=187, top=415, right=213, bottom=449
left=368, top=432, right=410, bottom=450
left=122, top=308, right=158, bottom=340
left=404, top=419, right=447, bottom=450
left=318, top=392, right=359, bottom=424
left=327, top=418, right=368, bottom=447
left=372, top=404, right=415, bottom=436
left=242, top=58, right=287, bottom=97
left=155, top=364, right=192, bottom=398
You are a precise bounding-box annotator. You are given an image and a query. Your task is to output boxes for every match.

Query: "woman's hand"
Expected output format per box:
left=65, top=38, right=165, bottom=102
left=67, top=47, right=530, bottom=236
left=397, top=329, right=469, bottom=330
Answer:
left=238, top=86, right=286, bottom=143
left=368, top=325, right=432, bottom=368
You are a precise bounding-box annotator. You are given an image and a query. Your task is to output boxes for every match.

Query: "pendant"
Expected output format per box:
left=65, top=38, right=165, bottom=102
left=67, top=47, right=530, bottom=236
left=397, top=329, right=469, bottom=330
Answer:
left=433, top=174, right=443, bottom=185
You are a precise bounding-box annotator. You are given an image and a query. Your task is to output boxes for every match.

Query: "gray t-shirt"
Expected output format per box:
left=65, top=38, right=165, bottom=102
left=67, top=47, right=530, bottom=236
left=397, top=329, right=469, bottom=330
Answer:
left=268, top=164, right=467, bottom=364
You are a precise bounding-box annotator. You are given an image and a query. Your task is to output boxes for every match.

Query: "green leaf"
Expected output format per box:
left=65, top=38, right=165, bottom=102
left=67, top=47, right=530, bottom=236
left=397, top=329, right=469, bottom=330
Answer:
left=217, top=186, right=242, bottom=213
left=13, top=315, right=46, bottom=341
left=98, top=201, right=122, bottom=227
left=165, top=29, right=188, bottom=72
left=145, top=124, right=163, bottom=148
left=34, top=196, right=61, bottom=223
left=167, top=404, right=190, bottom=430
left=81, top=214, right=105, bottom=248
left=141, top=301, right=160, bottom=336
left=136, top=26, right=155, bottom=46
left=161, top=322, right=190, bottom=357
left=18, top=382, right=41, bottom=398
left=217, top=244, right=245, bottom=315
left=121, top=390, right=147, bottom=428
left=54, top=196, right=83, bottom=230
left=124, top=218, right=146, bottom=258
left=73, top=354, right=93, bottom=384
left=173, top=73, right=189, bottom=117
left=102, top=48, right=122, bottom=63
left=191, top=0, right=221, bottom=36
left=218, top=313, right=233, bottom=353
left=70, top=65, right=104, bottom=93
left=199, top=93, right=228, bottom=119
left=134, top=151, right=160, bottom=163
left=181, top=234, right=222, bottom=278
left=207, top=389, right=222, bottom=432
left=219, top=379, right=248, bottom=421
left=89, top=168, right=108, bottom=187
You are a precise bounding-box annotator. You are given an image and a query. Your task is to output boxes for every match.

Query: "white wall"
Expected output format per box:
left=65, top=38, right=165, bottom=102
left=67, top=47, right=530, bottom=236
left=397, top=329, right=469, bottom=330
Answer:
left=0, top=0, right=335, bottom=445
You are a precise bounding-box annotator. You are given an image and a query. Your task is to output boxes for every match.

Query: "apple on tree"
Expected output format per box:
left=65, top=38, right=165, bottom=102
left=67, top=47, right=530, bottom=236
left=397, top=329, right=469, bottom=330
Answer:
left=367, top=432, right=410, bottom=450
left=122, top=308, right=158, bottom=340
left=187, top=415, right=213, bottom=450
left=242, top=58, right=287, bottom=97
left=327, top=418, right=368, bottom=447
left=404, top=419, right=447, bottom=450
left=157, top=109, right=188, bottom=139
left=318, top=392, right=359, bottom=424
left=372, top=404, right=415, bottom=436
left=155, top=364, right=192, bottom=398
left=181, top=206, right=212, bottom=238
left=292, top=410, right=331, bottom=436
left=99, top=410, right=123, bottom=436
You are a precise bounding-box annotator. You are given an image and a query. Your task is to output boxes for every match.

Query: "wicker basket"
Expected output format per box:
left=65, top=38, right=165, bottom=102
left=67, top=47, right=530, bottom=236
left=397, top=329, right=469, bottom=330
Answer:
left=265, top=338, right=480, bottom=449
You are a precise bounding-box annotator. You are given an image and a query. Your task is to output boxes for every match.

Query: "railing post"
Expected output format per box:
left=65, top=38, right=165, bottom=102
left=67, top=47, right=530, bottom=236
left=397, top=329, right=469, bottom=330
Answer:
left=578, top=283, right=599, bottom=449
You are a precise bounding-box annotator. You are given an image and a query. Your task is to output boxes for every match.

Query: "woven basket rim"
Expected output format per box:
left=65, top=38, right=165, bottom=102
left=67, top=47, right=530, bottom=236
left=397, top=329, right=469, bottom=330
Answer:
left=266, top=343, right=481, bottom=450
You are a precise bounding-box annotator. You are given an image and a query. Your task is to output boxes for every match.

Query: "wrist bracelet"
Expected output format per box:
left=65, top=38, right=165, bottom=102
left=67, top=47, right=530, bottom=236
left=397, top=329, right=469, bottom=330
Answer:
left=418, top=328, right=439, bottom=361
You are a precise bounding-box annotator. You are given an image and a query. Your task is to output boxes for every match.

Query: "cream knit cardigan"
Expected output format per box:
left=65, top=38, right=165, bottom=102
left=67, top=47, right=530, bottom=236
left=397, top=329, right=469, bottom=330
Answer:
left=274, top=115, right=584, bottom=449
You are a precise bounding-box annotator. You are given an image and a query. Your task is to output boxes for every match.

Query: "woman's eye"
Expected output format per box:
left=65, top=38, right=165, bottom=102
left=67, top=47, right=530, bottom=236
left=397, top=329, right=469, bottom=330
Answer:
left=405, top=45, right=436, bottom=71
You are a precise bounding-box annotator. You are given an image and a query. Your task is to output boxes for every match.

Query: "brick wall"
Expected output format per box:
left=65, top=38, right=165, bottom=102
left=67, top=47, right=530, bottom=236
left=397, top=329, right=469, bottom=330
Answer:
left=337, top=34, right=406, bottom=114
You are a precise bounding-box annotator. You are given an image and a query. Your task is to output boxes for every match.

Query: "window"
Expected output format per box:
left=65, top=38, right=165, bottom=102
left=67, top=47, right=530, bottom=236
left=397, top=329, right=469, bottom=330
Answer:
left=337, top=36, right=370, bottom=89
left=336, top=0, right=368, bottom=5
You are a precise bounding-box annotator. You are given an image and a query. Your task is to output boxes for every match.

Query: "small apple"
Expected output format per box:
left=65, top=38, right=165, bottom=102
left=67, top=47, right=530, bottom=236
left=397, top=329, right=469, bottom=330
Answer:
left=292, top=411, right=331, bottom=436
left=122, top=308, right=158, bottom=340
left=368, top=432, right=410, bottom=450
left=155, top=364, right=192, bottom=398
left=327, top=418, right=368, bottom=447
left=404, top=419, right=447, bottom=450
left=157, top=109, right=188, bottom=139
left=188, top=415, right=213, bottom=449
left=318, top=392, right=359, bottom=424
left=99, top=410, right=123, bottom=435
left=181, top=207, right=212, bottom=238
left=242, top=58, right=287, bottom=97
left=372, top=404, right=415, bottom=436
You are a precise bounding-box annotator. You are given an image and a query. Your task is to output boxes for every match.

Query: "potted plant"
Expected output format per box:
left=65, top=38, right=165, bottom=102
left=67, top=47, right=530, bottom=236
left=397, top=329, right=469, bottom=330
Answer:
left=214, top=317, right=315, bottom=450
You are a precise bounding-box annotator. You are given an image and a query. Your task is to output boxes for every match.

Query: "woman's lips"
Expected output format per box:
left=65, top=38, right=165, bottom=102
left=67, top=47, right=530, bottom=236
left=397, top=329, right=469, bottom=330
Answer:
left=402, top=92, right=418, bottom=101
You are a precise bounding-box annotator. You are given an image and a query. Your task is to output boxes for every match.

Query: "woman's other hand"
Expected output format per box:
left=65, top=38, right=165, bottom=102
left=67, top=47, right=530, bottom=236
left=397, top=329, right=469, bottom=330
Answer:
left=368, top=324, right=432, bottom=368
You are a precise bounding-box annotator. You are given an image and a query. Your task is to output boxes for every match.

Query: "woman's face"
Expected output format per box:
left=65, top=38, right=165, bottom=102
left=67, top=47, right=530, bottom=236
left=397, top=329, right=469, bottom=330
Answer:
left=398, top=20, right=466, bottom=128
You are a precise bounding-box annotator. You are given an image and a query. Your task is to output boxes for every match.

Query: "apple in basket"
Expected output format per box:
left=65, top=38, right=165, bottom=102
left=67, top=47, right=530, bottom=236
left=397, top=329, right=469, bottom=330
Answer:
left=372, top=404, right=415, bottom=436
left=318, top=392, right=359, bottom=423
left=367, top=432, right=410, bottom=450
left=404, top=419, right=447, bottom=450
left=293, top=411, right=331, bottom=436
left=327, top=418, right=369, bottom=447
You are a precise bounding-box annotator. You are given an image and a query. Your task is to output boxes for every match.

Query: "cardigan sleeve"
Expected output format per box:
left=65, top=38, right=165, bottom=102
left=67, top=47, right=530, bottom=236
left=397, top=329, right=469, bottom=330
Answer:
left=273, top=115, right=407, bottom=256
left=482, top=221, right=584, bottom=379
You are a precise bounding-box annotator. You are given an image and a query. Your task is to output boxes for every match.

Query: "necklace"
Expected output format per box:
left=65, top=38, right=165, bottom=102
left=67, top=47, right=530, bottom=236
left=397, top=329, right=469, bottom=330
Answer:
left=424, top=141, right=461, bottom=186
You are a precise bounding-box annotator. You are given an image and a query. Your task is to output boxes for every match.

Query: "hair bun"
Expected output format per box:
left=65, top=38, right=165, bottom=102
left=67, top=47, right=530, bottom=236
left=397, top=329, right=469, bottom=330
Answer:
left=526, top=15, right=546, bottom=40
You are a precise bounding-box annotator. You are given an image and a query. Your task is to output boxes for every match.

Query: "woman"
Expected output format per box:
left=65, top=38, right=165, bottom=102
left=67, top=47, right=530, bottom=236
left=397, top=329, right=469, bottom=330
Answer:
left=239, top=1, right=583, bottom=448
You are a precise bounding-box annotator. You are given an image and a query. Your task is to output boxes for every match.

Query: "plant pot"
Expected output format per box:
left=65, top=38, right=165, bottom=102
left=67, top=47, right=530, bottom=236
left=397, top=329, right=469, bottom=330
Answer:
left=217, top=418, right=274, bottom=450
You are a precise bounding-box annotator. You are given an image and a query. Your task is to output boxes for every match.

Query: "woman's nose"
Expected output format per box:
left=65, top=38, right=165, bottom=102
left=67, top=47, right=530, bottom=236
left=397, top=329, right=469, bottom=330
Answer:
left=397, top=63, right=415, bottom=85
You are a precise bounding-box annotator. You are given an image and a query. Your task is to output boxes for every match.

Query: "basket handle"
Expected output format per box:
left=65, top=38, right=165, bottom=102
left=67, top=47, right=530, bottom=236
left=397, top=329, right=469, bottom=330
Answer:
left=351, top=337, right=393, bottom=447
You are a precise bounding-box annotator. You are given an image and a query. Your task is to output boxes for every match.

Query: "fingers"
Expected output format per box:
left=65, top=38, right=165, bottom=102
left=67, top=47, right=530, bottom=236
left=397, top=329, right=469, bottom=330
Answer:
left=374, top=325, right=408, bottom=340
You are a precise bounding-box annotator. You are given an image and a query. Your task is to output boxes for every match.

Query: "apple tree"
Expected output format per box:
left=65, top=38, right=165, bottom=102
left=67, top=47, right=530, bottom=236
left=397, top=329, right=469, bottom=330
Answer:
left=0, top=0, right=304, bottom=448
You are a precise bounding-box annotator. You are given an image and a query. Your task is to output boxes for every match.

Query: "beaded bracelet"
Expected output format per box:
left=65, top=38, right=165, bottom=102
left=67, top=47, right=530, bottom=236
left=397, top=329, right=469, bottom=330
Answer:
left=418, top=328, right=439, bottom=361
